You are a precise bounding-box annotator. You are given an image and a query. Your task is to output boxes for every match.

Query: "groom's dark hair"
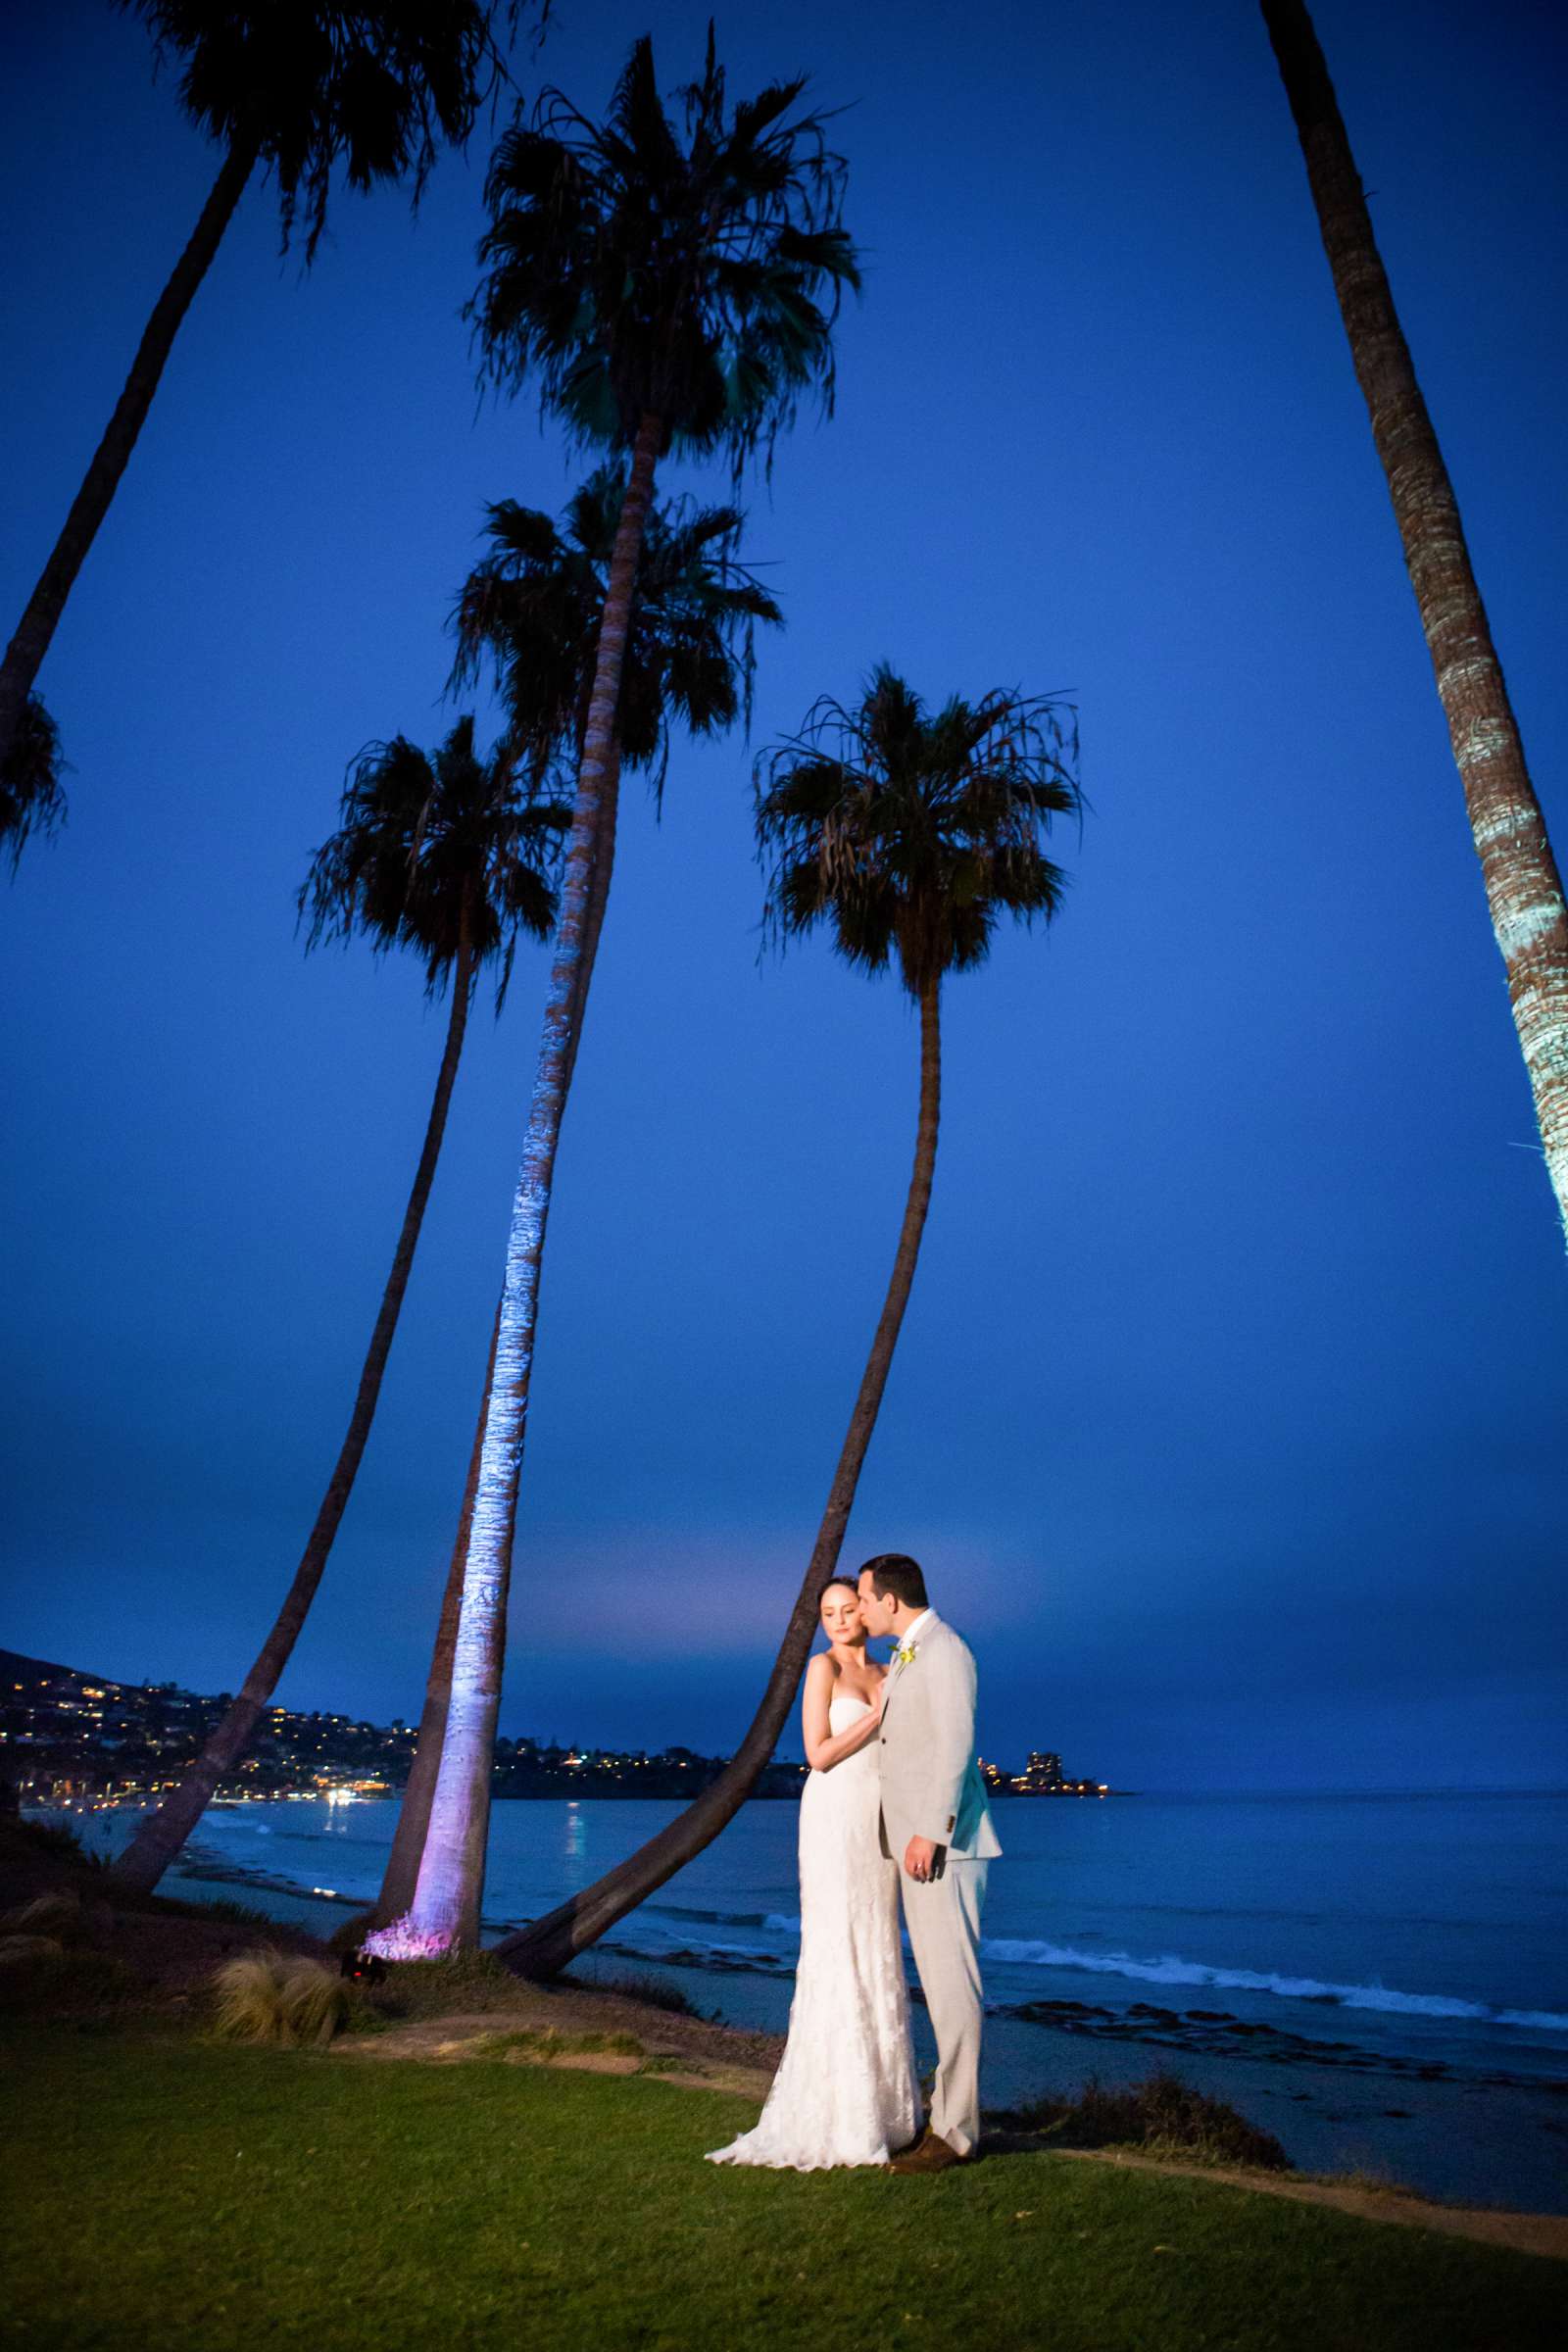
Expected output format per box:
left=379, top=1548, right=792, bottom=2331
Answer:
left=859, top=1553, right=928, bottom=1610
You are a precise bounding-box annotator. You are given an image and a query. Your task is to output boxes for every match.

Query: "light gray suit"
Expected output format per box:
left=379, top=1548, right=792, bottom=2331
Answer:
left=877, top=1610, right=1001, bottom=2155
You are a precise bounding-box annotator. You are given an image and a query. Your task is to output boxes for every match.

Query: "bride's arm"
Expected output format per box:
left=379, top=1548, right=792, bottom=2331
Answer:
left=803, top=1662, right=886, bottom=1772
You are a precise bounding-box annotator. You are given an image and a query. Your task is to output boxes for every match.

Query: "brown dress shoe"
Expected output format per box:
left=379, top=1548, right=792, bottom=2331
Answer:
left=887, top=2130, right=966, bottom=2174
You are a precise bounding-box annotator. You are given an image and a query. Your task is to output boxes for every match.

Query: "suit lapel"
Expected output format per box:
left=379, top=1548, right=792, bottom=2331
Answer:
left=884, top=1612, right=940, bottom=1710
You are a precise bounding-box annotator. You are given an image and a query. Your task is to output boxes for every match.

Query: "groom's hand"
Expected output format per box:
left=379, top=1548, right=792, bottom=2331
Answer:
left=904, top=1836, right=939, bottom=1882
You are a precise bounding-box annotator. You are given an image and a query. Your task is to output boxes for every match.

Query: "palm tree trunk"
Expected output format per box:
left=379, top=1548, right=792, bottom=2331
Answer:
left=1260, top=0, right=1568, bottom=1245
left=563, top=742, right=622, bottom=1092
left=499, top=974, right=944, bottom=1979
left=370, top=1294, right=501, bottom=1925
left=111, top=930, right=476, bottom=1894
left=0, top=140, right=258, bottom=775
left=369, top=747, right=625, bottom=1929
left=378, top=418, right=662, bottom=1954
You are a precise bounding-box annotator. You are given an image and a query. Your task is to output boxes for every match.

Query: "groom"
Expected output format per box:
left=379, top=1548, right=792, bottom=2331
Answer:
left=858, top=1553, right=1001, bottom=2172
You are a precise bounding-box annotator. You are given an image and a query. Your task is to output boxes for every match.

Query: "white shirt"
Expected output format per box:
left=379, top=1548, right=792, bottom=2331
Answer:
left=897, top=1607, right=934, bottom=1650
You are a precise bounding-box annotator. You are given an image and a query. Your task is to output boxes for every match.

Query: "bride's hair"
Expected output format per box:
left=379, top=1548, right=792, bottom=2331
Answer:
left=818, top=1576, right=859, bottom=1609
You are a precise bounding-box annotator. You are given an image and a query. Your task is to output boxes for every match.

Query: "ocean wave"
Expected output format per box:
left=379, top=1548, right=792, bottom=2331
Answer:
left=978, top=1937, right=1568, bottom=2034
left=645, top=1902, right=800, bottom=1934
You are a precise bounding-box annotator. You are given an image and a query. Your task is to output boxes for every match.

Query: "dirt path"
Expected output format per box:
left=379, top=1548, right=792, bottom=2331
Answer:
left=1045, top=2145, right=1568, bottom=2263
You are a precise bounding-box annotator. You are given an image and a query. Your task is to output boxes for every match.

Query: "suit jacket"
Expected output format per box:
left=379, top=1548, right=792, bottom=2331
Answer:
left=877, top=1611, right=1002, bottom=1863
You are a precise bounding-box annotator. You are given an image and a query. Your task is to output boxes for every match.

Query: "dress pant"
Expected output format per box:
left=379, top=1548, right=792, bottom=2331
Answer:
left=899, top=1855, right=988, bottom=2155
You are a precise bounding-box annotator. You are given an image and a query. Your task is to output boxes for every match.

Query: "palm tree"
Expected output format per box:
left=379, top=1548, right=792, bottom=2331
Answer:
left=1, top=696, right=68, bottom=875
left=110, top=717, right=564, bottom=1894
left=0, top=0, right=502, bottom=781
left=368, top=30, right=858, bottom=1956
left=368, top=476, right=780, bottom=1930
left=499, top=663, right=1081, bottom=1979
left=1259, top=0, right=1568, bottom=1246
left=452, top=470, right=779, bottom=801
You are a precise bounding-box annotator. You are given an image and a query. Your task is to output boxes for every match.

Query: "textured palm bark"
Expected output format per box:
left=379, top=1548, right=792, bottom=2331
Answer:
left=393, top=418, right=662, bottom=1951
left=0, top=140, right=257, bottom=774
left=499, top=975, right=943, bottom=1979
left=371, top=756, right=621, bottom=1926
left=111, top=930, right=476, bottom=1894
left=372, top=1297, right=501, bottom=1926
left=1261, top=0, right=1568, bottom=1246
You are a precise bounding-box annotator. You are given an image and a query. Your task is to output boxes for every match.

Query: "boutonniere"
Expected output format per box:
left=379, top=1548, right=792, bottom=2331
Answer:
left=892, top=1639, right=920, bottom=1670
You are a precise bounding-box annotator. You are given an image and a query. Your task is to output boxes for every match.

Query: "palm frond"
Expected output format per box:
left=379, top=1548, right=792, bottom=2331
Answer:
left=469, top=28, right=858, bottom=476
left=122, top=1, right=505, bottom=261
left=298, top=714, right=567, bottom=1009
left=447, top=467, right=783, bottom=811
left=756, top=666, right=1082, bottom=995
left=1, top=695, right=69, bottom=877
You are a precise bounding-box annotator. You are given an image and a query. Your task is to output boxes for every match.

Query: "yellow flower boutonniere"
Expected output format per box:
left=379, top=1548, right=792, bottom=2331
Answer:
left=892, top=1639, right=920, bottom=1670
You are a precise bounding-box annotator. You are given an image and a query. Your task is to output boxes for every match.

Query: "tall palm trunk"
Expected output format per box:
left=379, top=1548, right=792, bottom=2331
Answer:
left=0, top=140, right=258, bottom=774
left=111, top=927, right=476, bottom=1894
left=371, top=1295, right=501, bottom=1926
left=382, top=418, right=662, bottom=1953
left=500, top=973, right=943, bottom=1980
left=1261, top=0, right=1568, bottom=1246
left=371, top=755, right=622, bottom=1927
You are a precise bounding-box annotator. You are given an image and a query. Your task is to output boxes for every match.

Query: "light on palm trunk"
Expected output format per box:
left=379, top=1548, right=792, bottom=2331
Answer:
left=370, top=416, right=664, bottom=1954
left=369, top=28, right=856, bottom=1954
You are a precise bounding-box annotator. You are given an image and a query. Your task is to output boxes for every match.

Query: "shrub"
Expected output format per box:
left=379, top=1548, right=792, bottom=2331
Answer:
left=186, top=1896, right=288, bottom=1935
left=1008, top=2068, right=1292, bottom=2172
left=1, top=1890, right=85, bottom=1942
left=10, top=1816, right=94, bottom=1867
left=573, top=1967, right=700, bottom=2019
left=363, top=1948, right=524, bottom=2021
left=209, top=1950, right=350, bottom=2049
left=0, top=1938, right=136, bottom=2014
left=327, top=1912, right=378, bottom=1957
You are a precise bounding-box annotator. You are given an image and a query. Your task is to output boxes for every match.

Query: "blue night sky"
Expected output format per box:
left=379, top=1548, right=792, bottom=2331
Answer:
left=3, top=0, right=1565, bottom=1793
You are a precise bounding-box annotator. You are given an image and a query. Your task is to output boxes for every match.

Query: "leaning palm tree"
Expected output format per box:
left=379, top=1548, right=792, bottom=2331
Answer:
left=368, top=476, right=780, bottom=1930
left=0, top=0, right=503, bottom=780
left=499, top=662, right=1081, bottom=1979
left=367, top=30, right=858, bottom=1955
left=1259, top=0, right=1568, bottom=1246
left=111, top=717, right=564, bottom=1893
left=1, top=696, right=68, bottom=875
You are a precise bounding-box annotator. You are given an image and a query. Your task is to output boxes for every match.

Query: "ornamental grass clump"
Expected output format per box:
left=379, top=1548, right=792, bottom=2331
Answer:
left=210, top=1949, right=349, bottom=2049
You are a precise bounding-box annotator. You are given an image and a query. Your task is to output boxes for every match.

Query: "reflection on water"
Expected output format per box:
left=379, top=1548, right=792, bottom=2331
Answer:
left=563, top=1799, right=586, bottom=1874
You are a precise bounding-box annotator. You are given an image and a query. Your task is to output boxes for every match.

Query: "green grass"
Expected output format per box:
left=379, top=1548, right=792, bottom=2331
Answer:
left=2, top=2025, right=1559, bottom=2352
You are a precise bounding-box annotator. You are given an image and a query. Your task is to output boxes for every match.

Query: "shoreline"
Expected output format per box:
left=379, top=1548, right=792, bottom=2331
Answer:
left=8, top=1810, right=1566, bottom=2223
left=159, top=1838, right=1568, bottom=2092
left=131, top=1837, right=1568, bottom=2217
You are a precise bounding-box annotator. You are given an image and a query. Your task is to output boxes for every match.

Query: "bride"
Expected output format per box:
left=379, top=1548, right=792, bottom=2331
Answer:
left=706, top=1577, right=921, bottom=2169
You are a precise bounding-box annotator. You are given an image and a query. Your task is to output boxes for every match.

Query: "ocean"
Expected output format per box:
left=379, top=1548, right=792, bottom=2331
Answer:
left=48, top=1786, right=1568, bottom=2213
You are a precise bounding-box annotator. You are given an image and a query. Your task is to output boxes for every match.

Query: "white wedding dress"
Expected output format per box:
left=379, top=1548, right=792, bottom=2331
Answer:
left=706, top=1691, right=920, bottom=2170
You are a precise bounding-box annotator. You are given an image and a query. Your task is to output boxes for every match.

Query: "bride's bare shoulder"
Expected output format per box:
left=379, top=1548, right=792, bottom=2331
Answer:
left=805, top=1651, right=837, bottom=1688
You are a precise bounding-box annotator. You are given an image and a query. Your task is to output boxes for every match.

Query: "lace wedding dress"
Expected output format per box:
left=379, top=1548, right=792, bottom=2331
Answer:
left=706, top=1691, right=920, bottom=2170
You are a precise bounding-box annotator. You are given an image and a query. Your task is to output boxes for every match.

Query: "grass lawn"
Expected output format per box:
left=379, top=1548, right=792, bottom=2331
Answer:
left=5, top=2024, right=1561, bottom=2352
